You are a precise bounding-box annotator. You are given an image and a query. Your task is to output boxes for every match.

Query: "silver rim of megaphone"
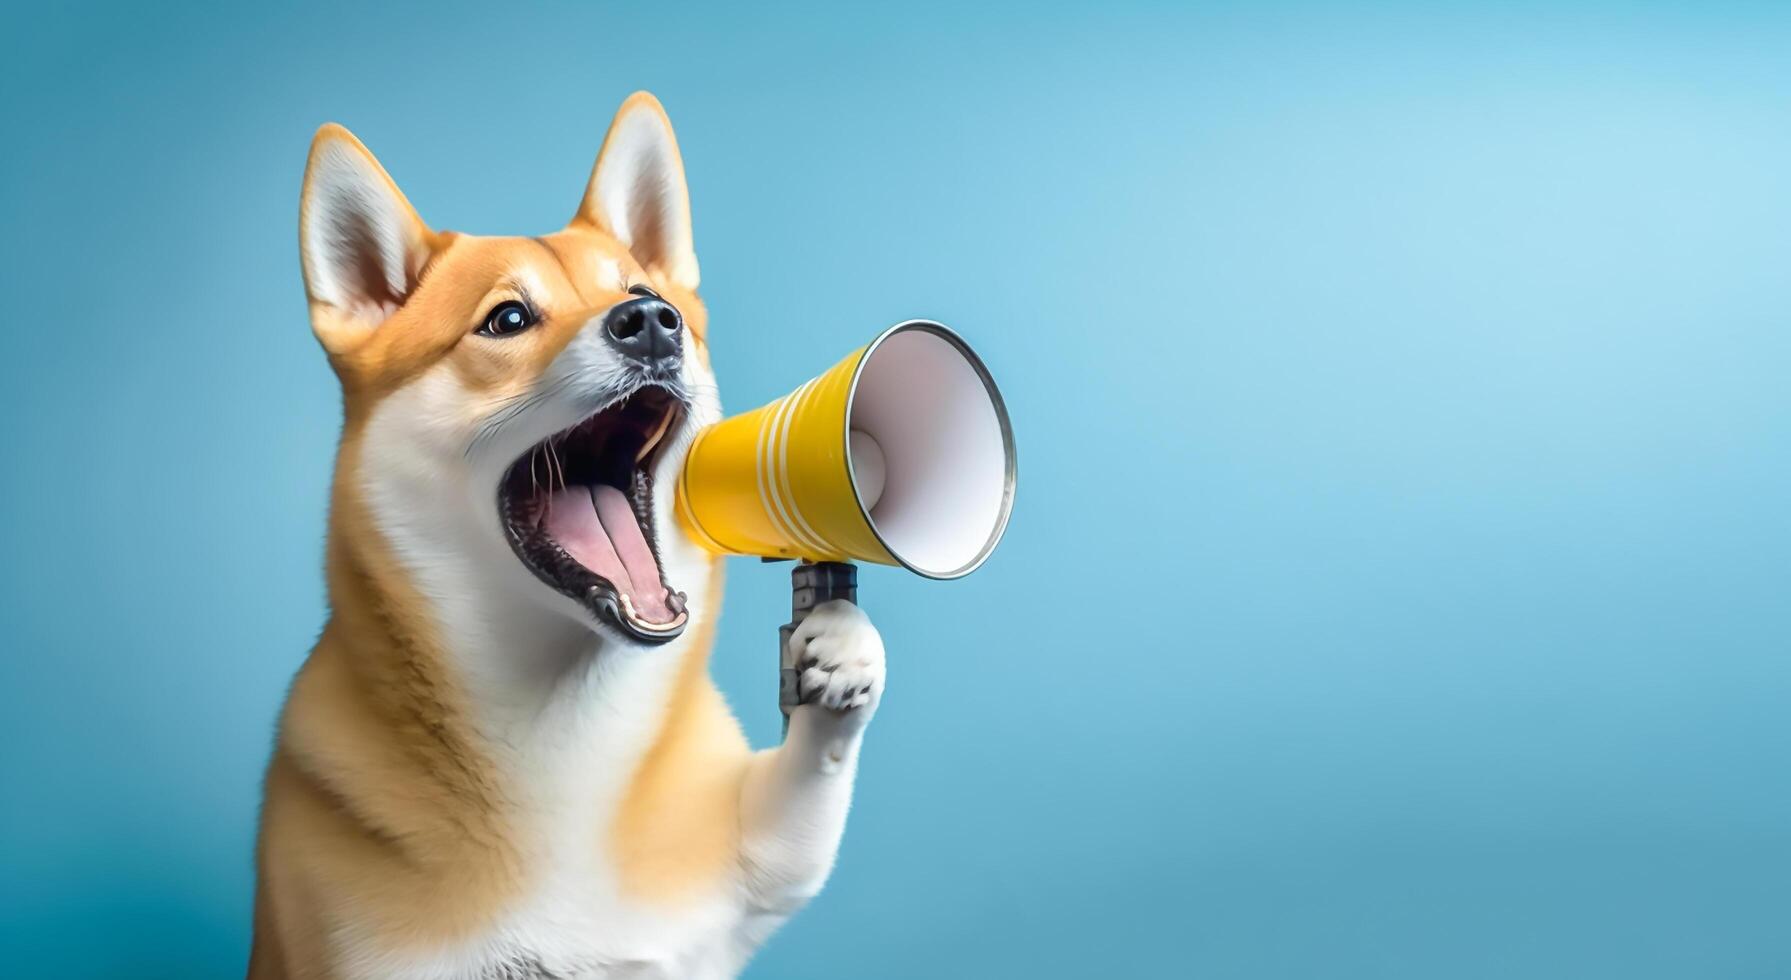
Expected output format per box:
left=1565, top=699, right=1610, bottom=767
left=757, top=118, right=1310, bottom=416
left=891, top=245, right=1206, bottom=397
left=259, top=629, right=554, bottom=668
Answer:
left=844, top=319, right=1018, bottom=580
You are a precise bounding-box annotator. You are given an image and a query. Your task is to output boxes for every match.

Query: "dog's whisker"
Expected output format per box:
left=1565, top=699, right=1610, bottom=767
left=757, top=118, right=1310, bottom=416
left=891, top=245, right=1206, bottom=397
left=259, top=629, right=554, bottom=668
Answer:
left=548, top=435, right=567, bottom=496
left=468, top=373, right=585, bottom=460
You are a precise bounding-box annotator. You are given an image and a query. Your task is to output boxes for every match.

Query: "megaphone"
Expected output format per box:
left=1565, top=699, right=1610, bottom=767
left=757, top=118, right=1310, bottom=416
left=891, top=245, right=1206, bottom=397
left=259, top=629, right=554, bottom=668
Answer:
left=676, top=319, right=1017, bottom=579
left=676, top=320, right=1017, bottom=729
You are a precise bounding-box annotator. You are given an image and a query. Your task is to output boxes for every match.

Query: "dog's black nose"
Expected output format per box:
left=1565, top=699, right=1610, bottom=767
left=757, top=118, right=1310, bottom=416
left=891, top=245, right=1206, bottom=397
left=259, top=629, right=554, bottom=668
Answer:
left=603, top=296, right=683, bottom=365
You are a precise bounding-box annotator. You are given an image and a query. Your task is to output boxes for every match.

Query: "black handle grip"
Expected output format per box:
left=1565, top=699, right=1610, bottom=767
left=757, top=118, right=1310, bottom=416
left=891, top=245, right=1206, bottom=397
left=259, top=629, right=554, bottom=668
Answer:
left=779, top=561, right=858, bottom=733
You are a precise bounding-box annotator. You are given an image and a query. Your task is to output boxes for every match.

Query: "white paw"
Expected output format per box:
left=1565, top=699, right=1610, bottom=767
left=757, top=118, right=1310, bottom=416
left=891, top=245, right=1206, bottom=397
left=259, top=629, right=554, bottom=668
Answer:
left=789, top=599, right=885, bottom=717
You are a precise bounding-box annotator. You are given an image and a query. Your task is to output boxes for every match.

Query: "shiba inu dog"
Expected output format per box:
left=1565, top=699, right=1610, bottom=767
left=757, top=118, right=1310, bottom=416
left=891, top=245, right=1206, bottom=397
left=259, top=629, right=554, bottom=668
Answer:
left=250, top=92, right=886, bottom=980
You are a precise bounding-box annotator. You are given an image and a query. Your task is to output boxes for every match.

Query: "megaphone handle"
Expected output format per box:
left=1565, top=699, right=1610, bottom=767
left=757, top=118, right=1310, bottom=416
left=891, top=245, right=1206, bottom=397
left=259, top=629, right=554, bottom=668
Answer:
left=779, top=561, right=859, bottom=738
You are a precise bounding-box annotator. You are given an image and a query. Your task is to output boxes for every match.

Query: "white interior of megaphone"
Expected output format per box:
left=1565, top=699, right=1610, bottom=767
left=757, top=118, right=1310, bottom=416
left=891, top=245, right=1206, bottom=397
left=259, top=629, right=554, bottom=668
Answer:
left=847, top=322, right=1015, bottom=579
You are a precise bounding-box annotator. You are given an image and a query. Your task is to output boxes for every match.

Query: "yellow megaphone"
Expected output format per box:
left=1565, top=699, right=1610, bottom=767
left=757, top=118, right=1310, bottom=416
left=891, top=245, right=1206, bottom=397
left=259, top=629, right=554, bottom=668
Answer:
left=676, top=319, right=1015, bottom=728
left=676, top=320, right=1017, bottom=579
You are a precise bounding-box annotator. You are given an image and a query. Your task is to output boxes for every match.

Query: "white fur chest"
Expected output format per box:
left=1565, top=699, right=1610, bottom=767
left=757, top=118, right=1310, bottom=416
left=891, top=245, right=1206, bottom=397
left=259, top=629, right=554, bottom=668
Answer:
left=338, top=875, right=748, bottom=980
left=326, top=635, right=761, bottom=980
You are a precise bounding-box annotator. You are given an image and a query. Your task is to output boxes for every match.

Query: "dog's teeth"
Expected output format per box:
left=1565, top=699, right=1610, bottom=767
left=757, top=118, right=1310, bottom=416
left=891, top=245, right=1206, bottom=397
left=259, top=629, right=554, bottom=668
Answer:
left=616, top=591, right=686, bottom=632
left=619, top=592, right=653, bottom=625
left=635, top=408, right=676, bottom=463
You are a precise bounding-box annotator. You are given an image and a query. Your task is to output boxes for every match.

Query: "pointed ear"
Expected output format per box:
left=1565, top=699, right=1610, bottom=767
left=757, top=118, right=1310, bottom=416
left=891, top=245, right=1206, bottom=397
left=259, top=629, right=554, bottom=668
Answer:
left=574, top=92, right=699, bottom=289
left=299, top=124, right=438, bottom=354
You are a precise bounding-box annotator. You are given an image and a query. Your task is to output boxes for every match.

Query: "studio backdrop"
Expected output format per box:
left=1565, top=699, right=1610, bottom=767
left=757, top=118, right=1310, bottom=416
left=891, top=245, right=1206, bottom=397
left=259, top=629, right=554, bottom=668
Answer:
left=2, top=2, right=1788, bottom=978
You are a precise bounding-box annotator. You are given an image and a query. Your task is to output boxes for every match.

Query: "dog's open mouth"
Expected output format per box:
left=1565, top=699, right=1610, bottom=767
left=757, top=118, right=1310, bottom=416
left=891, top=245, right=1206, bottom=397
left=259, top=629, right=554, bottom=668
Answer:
left=498, top=385, right=690, bottom=643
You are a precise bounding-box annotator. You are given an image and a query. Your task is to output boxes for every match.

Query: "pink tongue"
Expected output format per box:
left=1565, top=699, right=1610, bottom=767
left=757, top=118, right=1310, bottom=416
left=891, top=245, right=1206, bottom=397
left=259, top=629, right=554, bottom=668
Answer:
left=542, top=484, right=674, bottom=624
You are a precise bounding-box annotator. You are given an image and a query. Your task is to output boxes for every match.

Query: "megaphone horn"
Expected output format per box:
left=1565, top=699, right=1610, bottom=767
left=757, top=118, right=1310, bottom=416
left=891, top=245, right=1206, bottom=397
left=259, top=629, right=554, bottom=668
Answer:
left=676, top=320, right=1017, bottom=580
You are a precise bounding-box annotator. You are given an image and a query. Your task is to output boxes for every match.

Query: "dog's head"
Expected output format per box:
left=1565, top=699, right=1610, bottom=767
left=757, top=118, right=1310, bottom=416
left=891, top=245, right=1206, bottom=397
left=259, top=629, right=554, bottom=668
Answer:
left=300, top=93, right=719, bottom=649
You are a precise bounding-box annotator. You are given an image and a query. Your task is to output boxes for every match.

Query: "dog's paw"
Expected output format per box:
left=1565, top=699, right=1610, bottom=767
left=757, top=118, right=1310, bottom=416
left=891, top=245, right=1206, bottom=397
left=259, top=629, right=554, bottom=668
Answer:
left=789, top=599, right=885, bottom=719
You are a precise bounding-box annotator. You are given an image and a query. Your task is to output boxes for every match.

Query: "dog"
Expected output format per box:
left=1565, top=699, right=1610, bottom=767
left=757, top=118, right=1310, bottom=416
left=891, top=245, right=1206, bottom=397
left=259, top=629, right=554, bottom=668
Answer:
left=250, top=92, right=886, bottom=980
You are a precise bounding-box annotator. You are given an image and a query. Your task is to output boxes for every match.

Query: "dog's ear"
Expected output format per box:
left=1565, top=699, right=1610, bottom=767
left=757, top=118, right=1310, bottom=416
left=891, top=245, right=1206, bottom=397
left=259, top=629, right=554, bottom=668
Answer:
left=299, top=124, right=439, bottom=356
left=574, top=92, right=699, bottom=289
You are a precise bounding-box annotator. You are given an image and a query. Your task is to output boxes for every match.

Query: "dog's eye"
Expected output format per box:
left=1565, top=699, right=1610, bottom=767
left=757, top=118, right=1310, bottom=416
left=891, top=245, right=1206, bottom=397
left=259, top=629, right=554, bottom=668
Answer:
left=627, top=284, right=660, bottom=300
left=478, top=301, right=537, bottom=338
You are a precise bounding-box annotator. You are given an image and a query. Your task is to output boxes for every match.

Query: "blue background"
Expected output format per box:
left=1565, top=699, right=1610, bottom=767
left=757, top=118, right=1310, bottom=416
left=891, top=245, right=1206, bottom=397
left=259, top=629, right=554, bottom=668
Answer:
left=3, top=2, right=1788, bottom=977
